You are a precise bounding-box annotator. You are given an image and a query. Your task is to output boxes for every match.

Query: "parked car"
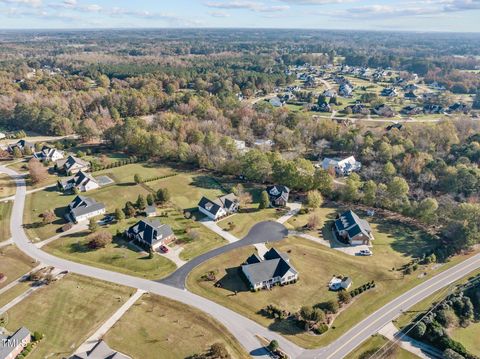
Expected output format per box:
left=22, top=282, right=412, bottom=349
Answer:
left=358, top=249, right=373, bottom=256
left=159, top=245, right=169, bottom=253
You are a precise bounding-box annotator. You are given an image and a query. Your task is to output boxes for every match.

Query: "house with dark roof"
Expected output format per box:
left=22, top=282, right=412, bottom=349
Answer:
left=7, top=140, right=35, bottom=154
left=313, top=102, right=331, bottom=113
left=333, top=210, right=374, bottom=246
left=198, top=193, right=239, bottom=221
left=381, top=88, right=397, bottom=97
left=126, top=219, right=175, bottom=251
left=72, top=340, right=131, bottom=359
left=404, top=91, right=417, bottom=100
left=266, top=185, right=290, bottom=207
left=401, top=105, right=422, bottom=116
left=33, top=146, right=64, bottom=162
left=423, top=104, right=444, bottom=114
left=56, top=155, right=90, bottom=175
left=0, top=327, right=31, bottom=359
left=58, top=171, right=99, bottom=192
left=344, top=103, right=368, bottom=115
left=242, top=248, right=298, bottom=290
left=372, top=104, right=395, bottom=117
left=65, top=195, right=106, bottom=223
left=447, top=102, right=469, bottom=114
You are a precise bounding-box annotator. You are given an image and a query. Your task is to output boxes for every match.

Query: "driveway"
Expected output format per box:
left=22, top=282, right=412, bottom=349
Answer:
left=276, top=202, right=302, bottom=224
left=160, top=221, right=288, bottom=289
left=200, top=218, right=240, bottom=243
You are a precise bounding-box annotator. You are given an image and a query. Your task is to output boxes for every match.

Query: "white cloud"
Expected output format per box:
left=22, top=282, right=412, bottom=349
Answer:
left=205, top=1, right=289, bottom=12
left=209, top=10, right=231, bottom=17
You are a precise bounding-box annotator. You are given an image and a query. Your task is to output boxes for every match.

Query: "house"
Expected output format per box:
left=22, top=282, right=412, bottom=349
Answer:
left=386, top=123, right=403, bottom=131
left=334, top=210, right=374, bottom=246
left=401, top=105, right=422, bottom=116
left=0, top=327, right=31, bottom=359
left=253, top=139, right=274, bottom=149
left=145, top=205, right=156, bottom=217
left=8, top=140, right=35, bottom=154
left=233, top=139, right=246, bottom=151
left=314, top=102, right=331, bottom=113
left=126, top=219, right=175, bottom=251
left=448, top=102, right=469, bottom=113
left=33, top=146, right=64, bottom=162
left=423, top=104, right=444, bottom=114
left=198, top=193, right=239, bottom=221
left=321, top=156, right=361, bottom=176
left=404, top=91, right=417, bottom=100
left=381, top=88, right=397, bottom=97
left=266, top=185, right=290, bottom=207
left=372, top=104, right=395, bottom=117
left=58, top=171, right=99, bottom=192
left=56, top=155, right=90, bottom=175
left=429, top=81, right=446, bottom=90
left=269, top=97, right=284, bottom=107
left=403, top=84, right=418, bottom=92
left=0, top=132, right=6, bottom=140
left=72, top=340, right=131, bottom=359
left=339, top=83, right=353, bottom=97
left=65, top=195, right=106, bottom=223
left=328, top=276, right=353, bottom=291
left=344, top=103, right=368, bottom=115
left=322, top=89, right=337, bottom=98
left=242, top=248, right=298, bottom=290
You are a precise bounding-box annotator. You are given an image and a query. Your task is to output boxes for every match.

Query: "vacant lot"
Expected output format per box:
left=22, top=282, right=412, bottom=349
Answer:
left=0, top=245, right=36, bottom=288
left=345, top=334, right=418, bottom=359
left=0, top=281, right=31, bottom=308
left=218, top=207, right=283, bottom=238
left=187, top=233, right=463, bottom=348
left=450, top=322, right=480, bottom=356
left=0, top=201, right=13, bottom=241
left=5, top=274, right=135, bottom=359
left=0, top=173, right=15, bottom=198
left=104, top=293, right=250, bottom=359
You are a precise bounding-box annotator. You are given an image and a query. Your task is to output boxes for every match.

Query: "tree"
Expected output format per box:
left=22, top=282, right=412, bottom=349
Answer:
left=416, top=198, right=438, bottom=223
left=362, top=180, right=377, bottom=206
left=382, top=162, right=396, bottom=178
left=12, top=147, right=22, bottom=158
left=115, top=208, right=125, bottom=222
left=314, top=169, right=333, bottom=196
left=136, top=194, right=146, bottom=209
left=306, top=190, right=323, bottom=208
left=146, top=194, right=154, bottom=206
left=41, top=210, right=55, bottom=225
left=307, top=213, right=321, bottom=229
left=410, top=321, right=427, bottom=339
left=27, top=158, right=48, bottom=184
left=134, top=173, right=142, bottom=184
left=88, top=217, right=98, bottom=233
left=338, top=290, right=351, bottom=305
left=87, top=231, right=112, bottom=249
left=156, top=188, right=170, bottom=204
left=259, top=190, right=270, bottom=209
left=209, top=343, right=230, bottom=359
left=443, top=349, right=465, bottom=359
left=342, top=173, right=362, bottom=202
left=124, top=201, right=136, bottom=218
left=268, top=340, right=279, bottom=353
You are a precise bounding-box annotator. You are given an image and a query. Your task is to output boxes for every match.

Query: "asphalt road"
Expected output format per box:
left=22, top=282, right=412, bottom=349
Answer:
left=3, top=163, right=480, bottom=359
left=160, top=221, right=288, bottom=288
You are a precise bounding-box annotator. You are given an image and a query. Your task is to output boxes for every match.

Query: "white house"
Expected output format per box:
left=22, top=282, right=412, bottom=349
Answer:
left=58, top=171, right=100, bottom=192
left=0, top=132, right=6, bottom=140
left=198, top=193, right=239, bottom=221
left=65, top=195, right=105, bottom=223
left=56, top=155, right=90, bottom=175
left=33, top=146, right=64, bottom=162
left=320, top=156, right=361, bottom=176
left=329, top=276, right=353, bottom=291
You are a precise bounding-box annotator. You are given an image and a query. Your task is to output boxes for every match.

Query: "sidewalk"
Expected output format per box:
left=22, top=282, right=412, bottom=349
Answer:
left=200, top=219, right=240, bottom=243
left=36, top=222, right=88, bottom=248
left=0, top=239, right=13, bottom=248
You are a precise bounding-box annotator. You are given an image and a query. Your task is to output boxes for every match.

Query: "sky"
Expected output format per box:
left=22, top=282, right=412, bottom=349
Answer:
left=1, top=0, right=480, bottom=32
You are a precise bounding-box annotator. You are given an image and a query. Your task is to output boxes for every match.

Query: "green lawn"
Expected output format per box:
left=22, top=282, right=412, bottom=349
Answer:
left=0, top=245, right=36, bottom=289
left=450, top=322, right=480, bottom=356
left=346, top=334, right=419, bottom=359
left=4, top=274, right=135, bottom=359
left=7, top=159, right=58, bottom=189
left=93, top=162, right=174, bottom=184
left=218, top=207, right=283, bottom=238
left=0, top=201, right=13, bottom=241
left=0, top=281, right=31, bottom=308
left=104, top=293, right=250, bottom=359
left=0, top=173, right=16, bottom=198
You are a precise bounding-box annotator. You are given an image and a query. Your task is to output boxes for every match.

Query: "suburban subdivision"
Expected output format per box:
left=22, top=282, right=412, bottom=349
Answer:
left=0, top=17, right=479, bottom=359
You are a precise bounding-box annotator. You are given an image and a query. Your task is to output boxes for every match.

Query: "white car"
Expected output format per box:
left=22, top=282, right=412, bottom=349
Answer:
left=358, top=249, right=373, bottom=256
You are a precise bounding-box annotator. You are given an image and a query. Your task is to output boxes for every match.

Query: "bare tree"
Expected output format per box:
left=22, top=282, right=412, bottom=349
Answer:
left=28, top=158, right=48, bottom=184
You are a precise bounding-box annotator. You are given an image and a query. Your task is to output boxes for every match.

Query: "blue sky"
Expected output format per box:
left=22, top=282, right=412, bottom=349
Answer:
left=1, top=0, right=480, bottom=31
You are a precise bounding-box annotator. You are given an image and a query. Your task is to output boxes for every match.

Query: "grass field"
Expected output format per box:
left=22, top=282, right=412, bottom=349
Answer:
left=0, top=245, right=36, bottom=289
left=4, top=274, right=135, bottom=359
left=0, top=281, right=31, bottom=308
left=218, top=207, right=282, bottom=238
left=0, top=173, right=15, bottom=198
left=450, top=322, right=480, bottom=356
left=0, top=201, right=13, bottom=241
left=104, top=293, right=250, bottom=359
left=345, top=334, right=419, bottom=359
left=187, top=231, right=470, bottom=349
left=7, top=159, right=58, bottom=189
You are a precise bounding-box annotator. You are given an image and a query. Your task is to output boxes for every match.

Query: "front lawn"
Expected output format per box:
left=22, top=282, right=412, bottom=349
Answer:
left=104, top=293, right=250, bottom=359
left=0, top=201, right=13, bottom=241
left=4, top=274, right=135, bottom=359
left=217, top=207, right=283, bottom=238
left=0, top=245, right=36, bottom=289
left=0, top=174, right=16, bottom=198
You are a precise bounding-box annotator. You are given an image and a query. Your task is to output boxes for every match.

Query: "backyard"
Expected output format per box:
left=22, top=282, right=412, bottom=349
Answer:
left=4, top=274, right=135, bottom=359
left=104, top=293, right=250, bottom=359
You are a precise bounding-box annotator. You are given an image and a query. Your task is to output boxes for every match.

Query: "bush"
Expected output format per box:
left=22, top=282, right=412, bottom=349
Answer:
left=87, top=231, right=113, bottom=249
left=314, top=323, right=329, bottom=335
left=316, top=300, right=339, bottom=314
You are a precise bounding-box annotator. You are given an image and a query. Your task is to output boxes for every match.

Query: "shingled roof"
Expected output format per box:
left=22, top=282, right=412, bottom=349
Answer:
left=242, top=248, right=297, bottom=285
left=334, top=210, right=372, bottom=239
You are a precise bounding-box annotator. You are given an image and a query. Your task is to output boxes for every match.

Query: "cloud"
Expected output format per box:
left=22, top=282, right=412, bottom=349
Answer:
left=209, top=10, right=231, bottom=17
left=278, top=0, right=355, bottom=4
left=0, top=0, right=42, bottom=7
left=205, top=1, right=289, bottom=12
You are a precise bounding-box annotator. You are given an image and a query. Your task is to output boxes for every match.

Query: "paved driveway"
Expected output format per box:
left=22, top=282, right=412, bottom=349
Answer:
left=159, top=221, right=288, bottom=289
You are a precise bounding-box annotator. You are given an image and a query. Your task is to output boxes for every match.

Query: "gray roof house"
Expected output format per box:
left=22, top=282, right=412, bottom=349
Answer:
left=242, top=248, right=298, bottom=290
left=57, top=155, right=90, bottom=175
left=65, top=195, right=106, bottom=223
left=266, top=185, right=290, bottom=207
left=198, top=193, right=239, bottom=221
left=33, top=146, right=64, bottom=162
left=0, top=327, right=31, bottom=359
left=72, top=340, right=131, bottom=359
left=126, top=219, right=175, bottom=250
left=58, top=171, right=100, bottom=192
left=334, top=210, right=374, bottom=246
left=8, top=140, right=35, bottom=153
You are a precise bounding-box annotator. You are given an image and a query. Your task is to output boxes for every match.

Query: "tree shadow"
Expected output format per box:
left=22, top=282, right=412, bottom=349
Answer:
left=268, top=318, right=304, bottom=335
left=216, top=266, right=250, bottom=293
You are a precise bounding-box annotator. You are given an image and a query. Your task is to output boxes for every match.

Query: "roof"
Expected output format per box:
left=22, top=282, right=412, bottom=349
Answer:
left=0, top=327, right=30, bottom=359
left=198, top=196, right=222, bottom=216
left=334, top=210, right=372, bottom=240
left=61, top=171, right=98, bottom=188
left=242, top=248, right=297, bottom=285
left=127, top=219, right=173, bottom=246
left=266, top=185, right=290, bottom=201
left=67, top=195, right=105, bottom=218
left=73, top=340, right=131, bottom=359
left=63, top=155, right=89, bottom=170
left=198, top=193, right=238, bottom=215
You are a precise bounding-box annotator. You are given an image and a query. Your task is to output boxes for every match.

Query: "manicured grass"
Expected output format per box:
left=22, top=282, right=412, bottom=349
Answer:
left=0, top=245, right=36, bottom=289
left=0, top=174, right=16, bottom=198
left=44, top=223, right=177, bottom=280
left=345, top=334, right=419, bottom=359
left=4, top=274, right=135, bottom=359
left=450, top=322, right=480, bottom=356
left=0, top=281, right=31, bottom=308
left=0, top=201, right=13, bottom=241
left=93, top=162, right=174, bottom=184
left=218, top=207, right=283, bottom=238
left=104, top=293, right=250, bottom=359
left=187, top=234, right=471, bottom=349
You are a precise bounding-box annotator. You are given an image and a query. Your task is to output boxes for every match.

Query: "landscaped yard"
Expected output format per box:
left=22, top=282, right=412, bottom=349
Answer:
left=0, top=173, right=15, bottom=198
left=345, top=334, right=419, bottom=359
left=4, top=274, right=135, bottom=359
left=104, top=293, right=250, bottom=359
left=186, top=230, right=471, bottom=349
left=0, top=245, right=36, bottom=289
left=0, top=201, right=13, bottom=241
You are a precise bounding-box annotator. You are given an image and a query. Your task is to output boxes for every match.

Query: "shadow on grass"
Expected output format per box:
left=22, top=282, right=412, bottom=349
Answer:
left=217, top=266, right=250, bottom=293
left=268, top=318, right=304, bottom=336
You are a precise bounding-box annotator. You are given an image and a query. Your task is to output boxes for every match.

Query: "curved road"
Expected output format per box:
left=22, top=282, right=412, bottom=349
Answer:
left=3, top=164, right=480, bottom=359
